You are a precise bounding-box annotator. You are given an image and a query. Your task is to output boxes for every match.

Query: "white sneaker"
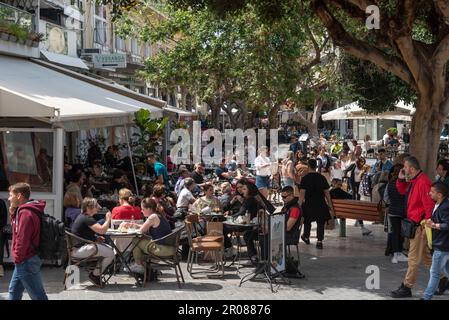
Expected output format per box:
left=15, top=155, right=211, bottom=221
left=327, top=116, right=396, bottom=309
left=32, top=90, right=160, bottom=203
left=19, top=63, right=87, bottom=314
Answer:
left=391, top=255, right=398, bottom=264
left=396, top=252, right=408, bottom=262
left=0, top=265, right=3, bottom=277
left=129, top=263, right=145, bottom=274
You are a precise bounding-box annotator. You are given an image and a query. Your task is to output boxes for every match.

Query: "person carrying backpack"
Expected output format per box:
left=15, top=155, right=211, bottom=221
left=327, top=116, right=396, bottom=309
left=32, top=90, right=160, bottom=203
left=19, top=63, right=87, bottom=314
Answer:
left=7, top=182, right=48, bottom=300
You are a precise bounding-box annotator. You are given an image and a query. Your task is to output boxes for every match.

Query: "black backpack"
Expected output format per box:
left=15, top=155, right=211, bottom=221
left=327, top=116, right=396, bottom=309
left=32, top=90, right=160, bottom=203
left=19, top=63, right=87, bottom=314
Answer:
left=22, top=207, right=66, bottom=262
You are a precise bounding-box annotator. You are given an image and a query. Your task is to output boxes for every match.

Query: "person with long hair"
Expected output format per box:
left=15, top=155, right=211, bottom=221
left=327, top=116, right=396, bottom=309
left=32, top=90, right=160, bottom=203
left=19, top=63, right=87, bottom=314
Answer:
left=127, top=198, right=175, bottom=274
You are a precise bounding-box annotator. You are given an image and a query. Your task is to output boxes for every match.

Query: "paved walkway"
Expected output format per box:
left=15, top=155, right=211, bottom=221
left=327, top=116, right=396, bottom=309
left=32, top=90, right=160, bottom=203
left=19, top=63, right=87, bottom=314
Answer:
left=0, top=220, right=447, bottom=300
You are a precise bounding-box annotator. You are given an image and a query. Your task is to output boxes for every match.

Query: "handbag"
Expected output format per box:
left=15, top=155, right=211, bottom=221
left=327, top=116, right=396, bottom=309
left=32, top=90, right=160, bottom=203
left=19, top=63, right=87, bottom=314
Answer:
left=401, top=218, right=419, bottom=239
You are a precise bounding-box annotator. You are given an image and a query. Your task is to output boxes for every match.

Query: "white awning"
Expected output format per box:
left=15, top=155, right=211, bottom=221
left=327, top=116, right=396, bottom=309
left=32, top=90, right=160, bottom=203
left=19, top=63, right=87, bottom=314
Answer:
left=322, top=101, right=414, bottom=121
left=164, top=106, right=197, bottom=116
left=0, top=55, right=163, bottom=131
left=41, top=50, right=89, bottom=70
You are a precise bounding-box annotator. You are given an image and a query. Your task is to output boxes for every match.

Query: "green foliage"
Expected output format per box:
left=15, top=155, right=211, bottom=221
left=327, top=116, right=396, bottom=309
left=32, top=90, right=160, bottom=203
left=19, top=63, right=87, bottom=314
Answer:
left=340, top=54, right=416, bottom=114
left=133, top=108, right=168, bottom=157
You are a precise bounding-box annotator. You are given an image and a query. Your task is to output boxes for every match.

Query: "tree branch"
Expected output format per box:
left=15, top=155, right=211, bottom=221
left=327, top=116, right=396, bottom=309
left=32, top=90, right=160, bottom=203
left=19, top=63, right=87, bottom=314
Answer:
left=435, top=0, right=449, bottom=23
left=312, top=97, right=324, bottom=125
left=312, top=0, right=416, bottom=89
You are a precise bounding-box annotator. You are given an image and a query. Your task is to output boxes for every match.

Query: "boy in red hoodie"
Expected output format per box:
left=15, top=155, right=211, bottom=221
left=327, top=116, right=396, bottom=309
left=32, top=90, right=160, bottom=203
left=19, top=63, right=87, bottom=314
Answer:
left=7, top=183, right=48, bottom=300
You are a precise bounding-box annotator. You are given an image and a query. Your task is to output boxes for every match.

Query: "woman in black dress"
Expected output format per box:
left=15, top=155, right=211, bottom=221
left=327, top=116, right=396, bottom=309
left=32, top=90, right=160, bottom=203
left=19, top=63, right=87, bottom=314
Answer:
left=299, top=159, right=335, bottom=249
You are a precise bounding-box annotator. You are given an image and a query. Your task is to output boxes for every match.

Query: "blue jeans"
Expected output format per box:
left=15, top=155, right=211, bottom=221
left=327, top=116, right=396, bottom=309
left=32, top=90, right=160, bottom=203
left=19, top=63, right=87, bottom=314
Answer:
left=423, top=249, right=449, bottom=300
left=255, top=175, right=270, bottom=189
left=8, top=255, right=48, bottom=300
left=282, top=178, right=295, bottom=188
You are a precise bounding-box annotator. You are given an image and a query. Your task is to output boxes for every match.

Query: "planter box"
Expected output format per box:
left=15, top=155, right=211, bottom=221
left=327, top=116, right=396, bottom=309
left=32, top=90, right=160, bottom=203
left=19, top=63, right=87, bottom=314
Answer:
left=25, top=39, right=33, bottom=46
left=9, top=35, right=17, bottom=42
left=0, top=32, right=9, bottom=41
left=18, top=38, right=26, bottom=45
left=31, top=40, right=39, bottom=47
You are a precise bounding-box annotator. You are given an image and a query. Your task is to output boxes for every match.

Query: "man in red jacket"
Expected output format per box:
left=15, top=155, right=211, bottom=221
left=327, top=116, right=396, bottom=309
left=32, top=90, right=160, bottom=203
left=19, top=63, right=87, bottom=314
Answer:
left=391, top=156, right=434, bottom=298
left=7, top=182, right=48, bottom=300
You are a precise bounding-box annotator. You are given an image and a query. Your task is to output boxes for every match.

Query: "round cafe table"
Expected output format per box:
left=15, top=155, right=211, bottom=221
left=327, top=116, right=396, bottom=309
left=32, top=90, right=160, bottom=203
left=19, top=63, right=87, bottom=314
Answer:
left=222, top=220, right=258, bottom=273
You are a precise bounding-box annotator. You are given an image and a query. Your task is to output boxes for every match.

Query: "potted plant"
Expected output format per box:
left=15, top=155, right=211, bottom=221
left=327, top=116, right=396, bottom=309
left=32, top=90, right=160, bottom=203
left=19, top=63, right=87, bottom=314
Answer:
left=28, top=32, right=44, bottom=47
left=0, top=23, right=10, bottom=41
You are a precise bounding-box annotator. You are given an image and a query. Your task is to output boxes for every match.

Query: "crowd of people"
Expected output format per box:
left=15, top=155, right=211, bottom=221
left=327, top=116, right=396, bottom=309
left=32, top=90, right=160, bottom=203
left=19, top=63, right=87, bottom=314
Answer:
left=2, top=128, right=449, bottom=301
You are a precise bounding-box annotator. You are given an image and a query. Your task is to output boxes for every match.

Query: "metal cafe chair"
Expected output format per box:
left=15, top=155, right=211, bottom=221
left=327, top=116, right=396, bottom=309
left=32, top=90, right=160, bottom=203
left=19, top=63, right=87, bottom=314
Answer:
left=142, top=226, right=185, bottom=288
left=63, top=230, right=106, bottom=289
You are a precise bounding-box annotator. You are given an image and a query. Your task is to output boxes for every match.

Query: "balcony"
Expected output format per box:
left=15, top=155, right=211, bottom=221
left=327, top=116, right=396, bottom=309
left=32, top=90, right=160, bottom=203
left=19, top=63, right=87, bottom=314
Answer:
left=0, top=2, right=41, bottom=57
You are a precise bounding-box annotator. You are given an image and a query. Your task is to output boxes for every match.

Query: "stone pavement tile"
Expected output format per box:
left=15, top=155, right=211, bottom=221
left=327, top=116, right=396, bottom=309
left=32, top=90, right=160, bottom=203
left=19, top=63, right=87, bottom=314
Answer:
left=0, top=220, right=448, bottom=300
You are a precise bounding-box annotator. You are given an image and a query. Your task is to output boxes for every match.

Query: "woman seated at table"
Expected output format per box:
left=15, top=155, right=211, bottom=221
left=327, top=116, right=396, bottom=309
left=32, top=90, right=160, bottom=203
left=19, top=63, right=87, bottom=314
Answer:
left=71, top=197, right=114, bottom=287
left=111, top=188, right=141, bottom=220
left=151, top=184, right=176, bottom=227
left=64, top=192, right=81, bottom=229
left=191, top=184, right=222, bottom=214
left=219, top=182, right=232, bottom=212
left=127, top=198, right=175, bottom=274
left=231, top=180, right=261, bottom=264
left=225, top=179, right=246, bottom=216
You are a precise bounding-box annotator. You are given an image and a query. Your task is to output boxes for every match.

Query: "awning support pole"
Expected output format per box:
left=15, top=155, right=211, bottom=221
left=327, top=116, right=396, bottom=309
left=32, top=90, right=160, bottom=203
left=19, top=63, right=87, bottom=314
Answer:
left=124, top=124, right=139, bottom=197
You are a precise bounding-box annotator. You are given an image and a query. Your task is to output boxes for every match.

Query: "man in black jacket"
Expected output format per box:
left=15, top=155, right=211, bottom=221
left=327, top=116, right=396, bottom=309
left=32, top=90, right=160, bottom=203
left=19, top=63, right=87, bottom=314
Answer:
left=422, top=182, right=449, bottom=300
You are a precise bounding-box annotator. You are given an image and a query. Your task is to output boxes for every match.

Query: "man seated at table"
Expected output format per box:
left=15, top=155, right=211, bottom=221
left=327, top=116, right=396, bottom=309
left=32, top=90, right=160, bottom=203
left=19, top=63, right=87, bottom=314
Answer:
left=280, top=186, right=305, bottom=278
left=175, top=178, right=197, bottom=219
left=191, top=184, right=221, bottom=214
left=111, top=188, right=142, bottom=221
left=191, top=163, right=212, bottom=194
left=127, top=198, right=175, bottom=274
left=175, top=168, right=190, bottom=195
left=71, top=198, right=114, bottom=287
left=215, top=159, right=236, bottom=182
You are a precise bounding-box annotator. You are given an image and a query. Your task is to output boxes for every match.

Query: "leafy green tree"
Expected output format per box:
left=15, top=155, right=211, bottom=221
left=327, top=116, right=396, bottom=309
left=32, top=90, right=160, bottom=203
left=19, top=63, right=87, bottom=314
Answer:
left=157, top=0, right=449, bottom=175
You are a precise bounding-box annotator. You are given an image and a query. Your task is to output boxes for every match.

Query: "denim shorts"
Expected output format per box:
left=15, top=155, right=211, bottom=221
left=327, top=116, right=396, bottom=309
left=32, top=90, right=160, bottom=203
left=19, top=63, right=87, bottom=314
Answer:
left=256, top=175, right=270, bottom=189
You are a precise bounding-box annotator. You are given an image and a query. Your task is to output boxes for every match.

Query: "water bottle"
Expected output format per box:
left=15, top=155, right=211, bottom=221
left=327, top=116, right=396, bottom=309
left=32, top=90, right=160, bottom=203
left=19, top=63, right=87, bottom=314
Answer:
left=245, top=210, right=250, bottom=224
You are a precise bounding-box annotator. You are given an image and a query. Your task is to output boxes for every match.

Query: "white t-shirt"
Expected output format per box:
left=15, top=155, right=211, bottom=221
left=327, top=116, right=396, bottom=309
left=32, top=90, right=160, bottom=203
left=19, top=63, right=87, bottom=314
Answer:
left=331, top=168, right=344, bottom=180
left=177, top=188, right=194, bottom=208
left=354, top=167, right=362, bottom=183
left=383, top=134, right=390, bottom=146
left=254, top=155, right=272, bottom=176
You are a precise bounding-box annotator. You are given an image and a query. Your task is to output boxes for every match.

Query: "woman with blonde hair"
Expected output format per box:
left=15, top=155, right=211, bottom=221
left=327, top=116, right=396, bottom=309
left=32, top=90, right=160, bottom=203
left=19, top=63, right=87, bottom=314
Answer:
left=111, top=188, right=141, bottom=220
left=64, top=192, right=81, bottom=229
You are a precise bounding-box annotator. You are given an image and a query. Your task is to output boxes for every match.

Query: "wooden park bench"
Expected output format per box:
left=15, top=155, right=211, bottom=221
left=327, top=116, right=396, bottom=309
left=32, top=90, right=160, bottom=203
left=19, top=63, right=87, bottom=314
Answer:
left=331, top=199, right=385, bottom=237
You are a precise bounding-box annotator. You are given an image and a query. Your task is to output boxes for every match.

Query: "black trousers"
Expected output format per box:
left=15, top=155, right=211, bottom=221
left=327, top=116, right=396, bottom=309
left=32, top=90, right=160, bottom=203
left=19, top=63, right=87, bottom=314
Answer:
left=244, top=230, right=258, bottom=257
left=303, top=220, right=325, bottom=241
left=390, top=216, right=404, bottom=253
left=350, top=181, right=364, bottom=226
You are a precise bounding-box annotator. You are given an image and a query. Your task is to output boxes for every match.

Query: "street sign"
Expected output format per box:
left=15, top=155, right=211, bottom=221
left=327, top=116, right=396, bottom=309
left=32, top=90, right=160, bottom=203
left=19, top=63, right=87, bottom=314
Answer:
left=93, top=53, right=127, bottom=68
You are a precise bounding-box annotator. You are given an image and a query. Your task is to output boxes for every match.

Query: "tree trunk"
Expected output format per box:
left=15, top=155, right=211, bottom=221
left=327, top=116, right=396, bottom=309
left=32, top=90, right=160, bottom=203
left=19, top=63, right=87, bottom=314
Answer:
left=268, top=105, right=280, bottom=129
left=409, top=96, right=444, bottom=177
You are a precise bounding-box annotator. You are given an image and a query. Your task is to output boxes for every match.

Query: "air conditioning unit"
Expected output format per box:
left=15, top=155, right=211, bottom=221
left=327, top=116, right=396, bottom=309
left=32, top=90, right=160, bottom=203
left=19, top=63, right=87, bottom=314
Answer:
left=81, top=48, right=101, bottom=55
